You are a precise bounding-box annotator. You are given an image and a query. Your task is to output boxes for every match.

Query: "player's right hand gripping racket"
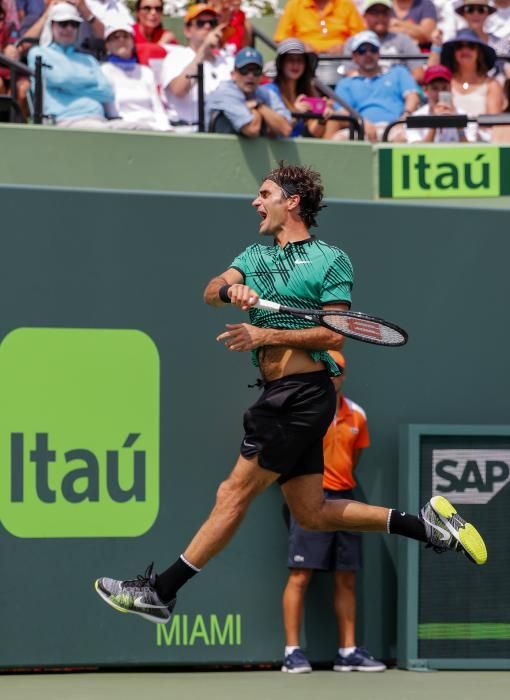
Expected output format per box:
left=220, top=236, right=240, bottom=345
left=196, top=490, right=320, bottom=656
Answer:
left=254, top=298, right=408, bottom=347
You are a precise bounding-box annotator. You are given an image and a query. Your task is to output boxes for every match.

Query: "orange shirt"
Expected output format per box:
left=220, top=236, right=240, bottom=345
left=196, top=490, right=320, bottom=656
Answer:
left=274, top=0, right=365, bottom=53
left=323, top=395, right=370, bottom=491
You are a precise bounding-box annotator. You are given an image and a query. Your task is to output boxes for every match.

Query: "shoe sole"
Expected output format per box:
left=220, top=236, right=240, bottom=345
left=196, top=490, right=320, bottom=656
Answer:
left=430, top=496, right=487, bottom=565
left=281, top=666, right=312, bottom=674
left=94, top=580, right=171, bottom=624
left=333, top=665, right=386, bottom=672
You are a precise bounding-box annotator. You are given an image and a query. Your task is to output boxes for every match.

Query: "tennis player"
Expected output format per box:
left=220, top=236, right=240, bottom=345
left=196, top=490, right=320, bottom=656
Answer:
left=95, top=163, right=487, bottom=624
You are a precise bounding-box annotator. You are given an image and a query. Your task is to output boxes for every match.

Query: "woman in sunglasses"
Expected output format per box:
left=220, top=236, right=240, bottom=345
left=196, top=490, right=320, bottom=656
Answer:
left=265, top=38, right=333, bottom=138
left=439, top=28, right=504, bottom=137
left=133, top=0, right=176, bottom=51
left=455, top=0, right=510, bottom=77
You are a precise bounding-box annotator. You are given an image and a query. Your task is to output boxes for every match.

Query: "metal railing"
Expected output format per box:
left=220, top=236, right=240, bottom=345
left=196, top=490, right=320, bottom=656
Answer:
left=0, top=52, right=44, bottom=124
left=382, top=112, right=510, bottom=141
left=291, top=111, right=364, bottom=139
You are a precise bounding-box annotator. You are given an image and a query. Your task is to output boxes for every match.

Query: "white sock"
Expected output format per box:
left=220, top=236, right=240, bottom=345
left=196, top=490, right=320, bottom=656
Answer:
left=339, top=646, right=356, bottom=657
left=285, top=646, right=300, bottom=656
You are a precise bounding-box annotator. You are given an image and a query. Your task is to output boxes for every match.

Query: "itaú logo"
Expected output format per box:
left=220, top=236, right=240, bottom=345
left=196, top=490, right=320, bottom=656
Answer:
left=432, top=449, right=510, bottom=504
left=0, top=328, right=160, bottom=538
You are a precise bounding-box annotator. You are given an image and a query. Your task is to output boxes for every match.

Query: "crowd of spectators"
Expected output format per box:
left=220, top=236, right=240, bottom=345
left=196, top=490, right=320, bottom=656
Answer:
left=1, top=0, right=510, bottom=142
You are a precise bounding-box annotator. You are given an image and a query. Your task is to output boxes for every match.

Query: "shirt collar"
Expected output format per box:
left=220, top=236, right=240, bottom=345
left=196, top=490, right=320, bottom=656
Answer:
left=50, top=41, right=76, bottom=55
left=337, top=395, right=352, bottom=420
left=273, top=235, right=316, bottom=248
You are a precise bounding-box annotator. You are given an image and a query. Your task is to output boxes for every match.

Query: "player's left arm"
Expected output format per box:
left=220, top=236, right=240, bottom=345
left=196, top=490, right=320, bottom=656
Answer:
left=217, top=302, right=349, bottom=352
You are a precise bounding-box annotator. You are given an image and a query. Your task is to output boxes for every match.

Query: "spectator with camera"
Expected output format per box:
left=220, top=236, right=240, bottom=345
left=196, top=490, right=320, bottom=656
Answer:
left=101, top=19, right=171, bottom=130
left=206, top=46, right=292, bottom=137
left=332, top=29, right=419, bottom=141
left=264, top=38, right=334, bottom=137
left=160, top=3, right=233, bottom=131
left=342, top=0, right=423, bottom=80
left=405, top=64, right=478, bottom=142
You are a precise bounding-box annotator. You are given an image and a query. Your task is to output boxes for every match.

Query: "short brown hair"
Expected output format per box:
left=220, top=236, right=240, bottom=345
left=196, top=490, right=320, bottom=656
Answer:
left=264, top=162, right=325, bottom=229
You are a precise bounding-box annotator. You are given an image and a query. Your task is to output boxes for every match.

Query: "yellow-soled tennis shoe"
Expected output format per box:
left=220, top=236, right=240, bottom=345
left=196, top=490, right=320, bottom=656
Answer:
left=420, top=495, right=488, bottom=565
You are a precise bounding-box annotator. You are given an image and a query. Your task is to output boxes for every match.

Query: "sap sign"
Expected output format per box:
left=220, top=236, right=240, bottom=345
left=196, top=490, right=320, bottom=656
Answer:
left=432, top=449, right=510, bottom=504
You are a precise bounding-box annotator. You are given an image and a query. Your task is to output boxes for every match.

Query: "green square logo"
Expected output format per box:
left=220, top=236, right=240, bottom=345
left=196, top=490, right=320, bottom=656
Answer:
left=389, top=147, right=500, bottom=198
left=0, top=328, right=159, bottom=538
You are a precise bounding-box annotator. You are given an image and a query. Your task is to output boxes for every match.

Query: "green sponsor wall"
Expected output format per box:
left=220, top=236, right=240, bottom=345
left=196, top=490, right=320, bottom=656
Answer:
left=0, top=185, right=508, bottom=669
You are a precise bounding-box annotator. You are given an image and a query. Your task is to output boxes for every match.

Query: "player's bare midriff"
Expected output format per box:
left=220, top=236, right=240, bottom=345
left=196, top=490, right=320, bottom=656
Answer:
left=258, top=346, right=326, bottom=382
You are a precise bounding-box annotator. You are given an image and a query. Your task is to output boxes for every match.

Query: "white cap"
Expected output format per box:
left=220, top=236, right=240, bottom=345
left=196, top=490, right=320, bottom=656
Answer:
left=104, top=20, right=134, bottom=40
left=48, top=2, right=83, bottom=23
left=351, top=30, right=381, bottom=52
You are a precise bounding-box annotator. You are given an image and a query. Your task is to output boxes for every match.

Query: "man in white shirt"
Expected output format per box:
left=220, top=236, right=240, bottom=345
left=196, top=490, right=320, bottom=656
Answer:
left=160, top=2, right=233, bottom=131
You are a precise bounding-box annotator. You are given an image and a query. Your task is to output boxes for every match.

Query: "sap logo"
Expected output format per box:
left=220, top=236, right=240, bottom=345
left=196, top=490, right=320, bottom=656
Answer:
left=432, top=449, right=510, bottom=504
left=0, top=327, right=160, bottom=538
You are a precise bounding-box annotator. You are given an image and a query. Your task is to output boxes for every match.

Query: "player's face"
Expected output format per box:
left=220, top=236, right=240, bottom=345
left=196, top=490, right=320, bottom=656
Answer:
left=252, top=179, right=290, bottom=236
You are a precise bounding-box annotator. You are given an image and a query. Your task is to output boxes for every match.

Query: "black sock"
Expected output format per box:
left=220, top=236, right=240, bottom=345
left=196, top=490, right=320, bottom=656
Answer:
left=155, top=555, right=200, bottom=602
left=388, top=509, right=428, bottom=543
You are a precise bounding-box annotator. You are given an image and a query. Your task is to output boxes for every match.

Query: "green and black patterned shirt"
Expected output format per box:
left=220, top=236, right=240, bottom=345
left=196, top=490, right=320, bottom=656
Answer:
left=230, top=236, right=353, bottom=376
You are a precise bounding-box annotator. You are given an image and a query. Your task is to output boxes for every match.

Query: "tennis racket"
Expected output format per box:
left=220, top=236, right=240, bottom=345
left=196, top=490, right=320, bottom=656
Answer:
left=253, top=298, right=408, bottom=347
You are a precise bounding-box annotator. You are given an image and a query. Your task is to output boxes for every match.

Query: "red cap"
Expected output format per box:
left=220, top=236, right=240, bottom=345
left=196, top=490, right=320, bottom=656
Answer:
left=423, top=65, right=452, bottom=85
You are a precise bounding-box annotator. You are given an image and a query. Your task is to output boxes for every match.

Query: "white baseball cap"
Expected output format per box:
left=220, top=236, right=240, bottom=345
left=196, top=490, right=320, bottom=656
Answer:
left=104, top=20, right=134, bottom=40
left=351, top=30, right=381, bottom=52
left=48, top=2, right=83, bottom=23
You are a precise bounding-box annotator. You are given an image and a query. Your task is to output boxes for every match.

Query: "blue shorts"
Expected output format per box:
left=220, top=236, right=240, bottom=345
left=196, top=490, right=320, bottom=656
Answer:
left=287, top=490, right=362, bottom=571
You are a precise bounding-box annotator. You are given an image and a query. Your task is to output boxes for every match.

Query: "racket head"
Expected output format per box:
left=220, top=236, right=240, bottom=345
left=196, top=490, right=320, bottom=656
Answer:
left=321, top=310, right=408, bottom=347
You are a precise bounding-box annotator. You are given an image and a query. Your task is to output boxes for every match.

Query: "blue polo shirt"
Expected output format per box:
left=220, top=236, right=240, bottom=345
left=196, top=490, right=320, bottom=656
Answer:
left=335, top=65, right=418, bottom=123
left=28, top=42, right=114, bottom=123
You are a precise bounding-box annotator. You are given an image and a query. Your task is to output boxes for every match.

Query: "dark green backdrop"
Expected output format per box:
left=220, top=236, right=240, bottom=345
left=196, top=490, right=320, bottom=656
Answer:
left=0, top=185, right=508, bottom=668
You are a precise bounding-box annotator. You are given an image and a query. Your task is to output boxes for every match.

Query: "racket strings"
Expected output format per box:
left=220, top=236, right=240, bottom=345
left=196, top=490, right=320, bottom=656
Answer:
left=323, top=314, right=407, bottom=346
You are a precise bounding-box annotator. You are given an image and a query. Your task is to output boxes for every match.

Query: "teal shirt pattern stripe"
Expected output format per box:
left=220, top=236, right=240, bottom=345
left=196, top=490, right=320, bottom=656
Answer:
left=229, top=237, right=354, bottom=376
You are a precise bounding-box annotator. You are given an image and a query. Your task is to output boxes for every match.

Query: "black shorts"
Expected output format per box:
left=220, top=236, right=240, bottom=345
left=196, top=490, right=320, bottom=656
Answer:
left=288, top=489, right=362, bottom=571
left=240, top=371, right=336, bottom=484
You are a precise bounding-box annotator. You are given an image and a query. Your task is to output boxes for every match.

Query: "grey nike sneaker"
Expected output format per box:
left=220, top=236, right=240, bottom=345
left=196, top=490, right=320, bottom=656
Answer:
left=420, top=495, right=487, bottom=565
left=95, top=563, right=175, bottom=623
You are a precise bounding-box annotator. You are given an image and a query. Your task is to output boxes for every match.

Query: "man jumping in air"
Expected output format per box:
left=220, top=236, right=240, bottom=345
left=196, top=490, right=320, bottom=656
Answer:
left=95, top=163, right=487, bottom=624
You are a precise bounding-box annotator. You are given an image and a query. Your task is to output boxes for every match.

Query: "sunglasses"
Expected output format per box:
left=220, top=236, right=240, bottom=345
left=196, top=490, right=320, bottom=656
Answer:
left=355, top=45, right=379, bottom=55
left=56, top=20, right=80, bottom=28
left=194, top=17, right=218, bottom=28
left=462, top=4, right=489, bottom=13
left=455, top=41, right=478, bottom=49
left=237, top=65, right=263, bottom=76
left=139, top=5, right=163, bottom=11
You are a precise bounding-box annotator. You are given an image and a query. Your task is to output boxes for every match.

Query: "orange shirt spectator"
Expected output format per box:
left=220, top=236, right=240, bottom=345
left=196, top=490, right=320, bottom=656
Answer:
left=274, top=0, right=365, bottom=54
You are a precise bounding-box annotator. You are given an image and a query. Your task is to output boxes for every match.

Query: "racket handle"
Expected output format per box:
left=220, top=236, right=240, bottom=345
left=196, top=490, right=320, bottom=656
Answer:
left=254, top=298, right=281, bottom=312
